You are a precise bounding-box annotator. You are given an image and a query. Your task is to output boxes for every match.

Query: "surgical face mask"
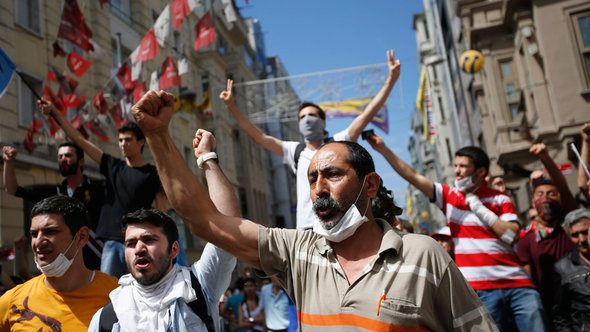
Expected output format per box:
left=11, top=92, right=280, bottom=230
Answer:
left=313, top=177, right=369, bottom=242
left=299, top=116, right=325, bottom=142
left=34, top=234, right=79, bottom=278
left=454, top=176, right=475, bottom=192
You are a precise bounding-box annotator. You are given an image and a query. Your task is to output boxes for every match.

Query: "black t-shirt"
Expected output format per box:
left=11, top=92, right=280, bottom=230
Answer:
left=96, top=153, right=163, bottom=242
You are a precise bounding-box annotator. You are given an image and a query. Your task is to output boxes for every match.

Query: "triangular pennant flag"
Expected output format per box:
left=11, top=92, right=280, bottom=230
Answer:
left=133, top=82, right=147, bottom=105
left=194, top=12, right=216, bottom=51
left=171, top=0, right=191, bottom=31
left=66, top=52, right=93, bottom=77
left=85, top=118, right=110, bottom=141
left=42, top=85, right=66, bottom=114
left=149, top=70, right=160, bottom=91
left=63, top=73, right=79, bottom=94
left=107, top=103, right=124, bottom=130
left=52, top=41, right=67, bottom=58
left=116, top=62, right=137, bottom=96
left=62, top=0, right=92, bottom=38
left=46, top=70, right=58, bottom=83
left=93, top=90, right=108, bottom=114
left=154, top=5, right=171, bottom=47
left=178, top=56, right=189, bottom=76
left=58, top=88, right=84, bottom=108
left=135, top=28, right=160, bottom=62
left=71, top=114, right=90, bottom=139
left=0, top=47, right=16, bottom=99
left=23, top=120, right=42, bottom=153
left=130, top=47, right=143, bottom=81
left=160, top=56, right=181, bottom=90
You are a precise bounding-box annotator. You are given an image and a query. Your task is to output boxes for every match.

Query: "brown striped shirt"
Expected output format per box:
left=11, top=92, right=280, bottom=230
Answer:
left=258, top=219, right=498, bottom=331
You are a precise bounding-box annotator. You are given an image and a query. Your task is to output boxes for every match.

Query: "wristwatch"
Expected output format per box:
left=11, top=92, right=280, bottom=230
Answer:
left=248, top=317, right=254, bottom=323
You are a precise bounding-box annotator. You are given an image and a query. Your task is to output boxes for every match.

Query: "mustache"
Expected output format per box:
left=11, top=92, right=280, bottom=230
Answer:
left=312, top=196, right=345, bottom=221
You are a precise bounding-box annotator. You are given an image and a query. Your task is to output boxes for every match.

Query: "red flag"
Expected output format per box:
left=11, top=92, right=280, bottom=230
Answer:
left=159, top=56, right=181, bottom=90
left=71, top=114, right=89, bottom=139
left=46, top=70, right=58, bottom=83
left=66, top=52, right=93, bottom=78
left=58, top=88, right=85, bottom=108
left=52, top=41, right=66, bottom=57
left=194, top=12, right=216, bottom=51
left=93, top=90, right=108, bottom=114
left=42, top=85, right=66, bottom=114
left=24, top=120, right=42, bottom=153
left=85, top=120, right=110, bottom=142
left=171, top=0, right=191, bottom=30
left=58, top=23, right=94, bottom=53
left=115, top=62, right=137, bottom=96
left=135, top=28, right=160, bottom=62
left=62, top=0, right=92, bottom=37
left=133, top=83, right=147, bottom=105
left=108, top=103, right=124, bottom=130
left=63, top=74, right=79, bottom=93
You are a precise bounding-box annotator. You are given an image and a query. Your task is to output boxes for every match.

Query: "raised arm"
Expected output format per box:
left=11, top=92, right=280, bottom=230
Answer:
left=37, top=98, right=103, bottom=164
left=366, top=133, right=434, bottom=200
left=578, top=123, right=590, bottom=202
left=530, top=143, right=577, bottom=213
left=347, top=50, right=401, bottom=141
left=2, top=146, right=19, bottom=195
left=193, top=129, right=242, bottom=218
left=131, top=90, right=261, bottom=268
left=220, top=79, right=284, bottom=156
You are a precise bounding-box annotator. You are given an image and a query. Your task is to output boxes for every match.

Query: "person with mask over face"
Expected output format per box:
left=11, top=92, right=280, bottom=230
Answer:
left=365, top=132, right=546, bottom=331
left=127, top=90, right=498, bottom=331
left=516, top=179, right=574, bottom=325
left=220, top=50, right=401, bottom=230
left=0, top=196, right=118, bottom=331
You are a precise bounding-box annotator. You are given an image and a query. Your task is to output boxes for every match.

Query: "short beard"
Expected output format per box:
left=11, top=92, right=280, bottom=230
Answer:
left=313, top=196, right=346, bottom=230
left=59, top=161, right=79, bottom=176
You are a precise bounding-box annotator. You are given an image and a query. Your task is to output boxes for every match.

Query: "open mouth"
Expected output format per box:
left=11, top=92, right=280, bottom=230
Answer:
left=135, top=257, right=151, bottom=270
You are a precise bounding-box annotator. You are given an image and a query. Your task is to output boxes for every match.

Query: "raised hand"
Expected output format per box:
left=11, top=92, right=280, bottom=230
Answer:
left=37, top=98, right=57, bottom=116
left=366, top=132, right=387, bottom=154
left=387, top=50, right=401, bottom=84
left=581, top=123, right=590, bottom=142
left=131, top=90, right=175, bottom=136
left=529, top=143, right=549, bottom=159
left=219, top=79, right=235, bottom=108
left=2, top=146, right=17, bottom=162
left=193, top=129, right=217, bottom=159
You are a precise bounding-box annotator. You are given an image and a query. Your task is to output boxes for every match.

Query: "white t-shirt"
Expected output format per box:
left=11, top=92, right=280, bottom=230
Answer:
left=282, top=130, right=350, bottom=230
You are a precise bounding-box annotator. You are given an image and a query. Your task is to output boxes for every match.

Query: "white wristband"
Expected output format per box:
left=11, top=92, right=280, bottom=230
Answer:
left=197, top=152, right=217, bottom=169
left=465, top=193, right=498, bottom=227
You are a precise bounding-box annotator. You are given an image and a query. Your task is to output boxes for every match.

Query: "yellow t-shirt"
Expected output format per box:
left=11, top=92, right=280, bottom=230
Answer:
left=0, top=271, right=118, bottom=331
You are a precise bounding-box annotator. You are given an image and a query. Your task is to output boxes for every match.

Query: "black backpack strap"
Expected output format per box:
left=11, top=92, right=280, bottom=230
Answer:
left=98, top=302, right=117, bottom=332
left=188, top=271, right=215, bottom=332
left=294, top=137, right=333, bottom=170
left=293, top=142, right=306, bottom=170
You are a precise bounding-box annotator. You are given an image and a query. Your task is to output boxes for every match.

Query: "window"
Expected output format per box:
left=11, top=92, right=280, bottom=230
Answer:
left=201, top=74, right=209, bottom=96
left=437, top=96, right=445, bottom=122
left=445, top=138, right=453, bottom=165
left=572, top=11, right=590, bottom=87
left=15, top=0, right=41, bottom=35
left=111, top=0, right=131, bottom=23
left=17, top=73, right=42, bottom=127
left=499, top=59, right=521, bottom=120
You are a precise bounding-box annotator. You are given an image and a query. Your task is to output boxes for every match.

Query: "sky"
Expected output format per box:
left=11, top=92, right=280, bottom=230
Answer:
left=239, top=0, right=426, bottom=210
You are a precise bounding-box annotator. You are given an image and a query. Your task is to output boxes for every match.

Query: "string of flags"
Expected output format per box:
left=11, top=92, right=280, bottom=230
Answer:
left=2, top=0, right=237, bottom=153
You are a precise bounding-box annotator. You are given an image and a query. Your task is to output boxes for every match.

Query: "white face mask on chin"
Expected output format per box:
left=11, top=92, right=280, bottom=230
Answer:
left=313, top=177, right=370, bottom=243
left=35, top=235, right=79, bottom=278
left=454, top=176, right=475, bottom=192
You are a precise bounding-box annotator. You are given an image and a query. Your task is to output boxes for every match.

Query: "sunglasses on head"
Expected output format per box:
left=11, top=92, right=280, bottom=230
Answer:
left=570, top=229, right=588, bottom=238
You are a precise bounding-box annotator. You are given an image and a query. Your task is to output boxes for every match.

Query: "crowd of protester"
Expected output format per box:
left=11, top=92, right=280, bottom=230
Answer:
left=0, top=52, right=588, bottom=330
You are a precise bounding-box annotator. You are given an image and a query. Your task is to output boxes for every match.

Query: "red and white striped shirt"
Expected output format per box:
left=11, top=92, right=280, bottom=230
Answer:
left=434, top=183, right=535, bottom=290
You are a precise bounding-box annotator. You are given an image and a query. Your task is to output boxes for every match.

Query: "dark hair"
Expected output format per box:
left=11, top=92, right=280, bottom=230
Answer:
left=455, top=146, right=490, bottom=173
left=58, top=141, right=84, bottom=160
left=243, top=277, right=257, bottom=285
left=532, top=178, right=555, bottom=192
left=320, top=141, right=375, bottom=180
left=31, top=196, right=90, bottom=236
left=298, top=101, right=326, bottom=120
left=397, top=218, right=414, bottom=233
left=372, top=179, right=403, bottom=224
left=122, top=209, right=179, bottom=253
left=118, top=122, right=145, bottom=152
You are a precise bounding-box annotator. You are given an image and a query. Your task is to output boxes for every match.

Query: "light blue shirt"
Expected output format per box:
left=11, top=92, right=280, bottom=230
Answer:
left=260, top=283, right=290, bottom=330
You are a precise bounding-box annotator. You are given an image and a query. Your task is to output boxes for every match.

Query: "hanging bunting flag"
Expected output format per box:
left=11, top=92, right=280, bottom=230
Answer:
left=188, top=0, right=203, bottom=12
left=154, top=5, right=171, bottom=47
left=58, top=88, right=84, bottom=108
left=23, top=120, right=42, bottom=153
left=149, top=70, right=159, bottom=91
left=48, top=67, right=78, bottom=95
left=178, top=56, right=189, bottom=76
left=133, top=82, right=147, bottom=104
left=115, top=62, right=137, bottom=96
left=106, top=77, right=123, bottom=103
left=62, top=0, right=92, bottom=38
left=0, top=46, right=16, bottom=99
left=107, top=103, right=124, bottom=130
left=222, top=0, right=237, bottom=24
left=71, top=114, right=90, bottom=139
left=66, top=52, right=93, bottom=77
left=171, top=0, right=191, bottom=31
left=42, top=85, right=66, bottom=114
left=130, top=47, right=143, bottom=81
left=52, top=41, right=67, bottom=58
left=46, top=70, right=58, bottom=83
left=58, top=24, right=94, bottom=52
left=93, top=90, right=108, bottom=114
left=160, top=56, right=181, bottom=90
left=135, top=28, right=160, bottom=62
left=85, top=118, right=110, bottom=142
left=319, top=97, right=389, bottom=134
left=194, top=12, right=216, bottom=51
